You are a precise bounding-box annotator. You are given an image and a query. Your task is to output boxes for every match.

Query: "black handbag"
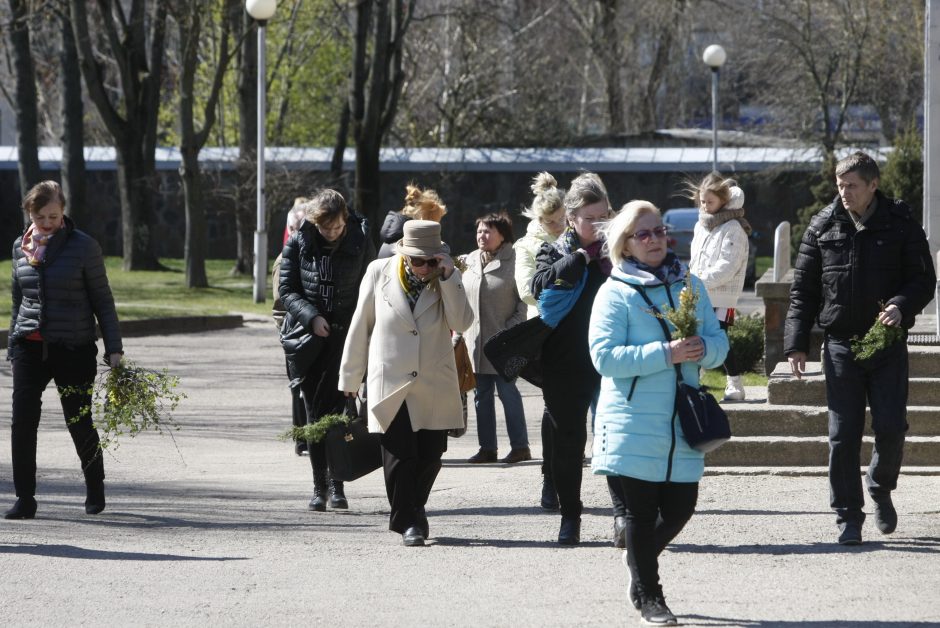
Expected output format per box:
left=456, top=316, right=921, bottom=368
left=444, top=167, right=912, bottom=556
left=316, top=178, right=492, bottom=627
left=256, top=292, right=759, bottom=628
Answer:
left=280, top=311, right=324, bottom=389
left=615, top=278, right=731, bottom=453
left=324, top=397, right=383, bottom=482
left=483, top=316, right=553, bottom=388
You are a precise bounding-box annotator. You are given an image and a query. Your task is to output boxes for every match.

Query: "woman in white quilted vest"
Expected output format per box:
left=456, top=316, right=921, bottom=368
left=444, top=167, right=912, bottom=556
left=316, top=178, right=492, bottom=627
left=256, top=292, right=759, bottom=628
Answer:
left=688, top=173, right=752, bottom=401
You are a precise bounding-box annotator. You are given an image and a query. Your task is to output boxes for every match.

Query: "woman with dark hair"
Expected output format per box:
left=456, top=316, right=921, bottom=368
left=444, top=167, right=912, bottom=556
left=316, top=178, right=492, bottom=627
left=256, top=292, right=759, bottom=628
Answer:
left=279, top=188, right=375, bottom=512
left=462, top=212, right=529, bottom=464
left=6, top=180, right=123, bottom=519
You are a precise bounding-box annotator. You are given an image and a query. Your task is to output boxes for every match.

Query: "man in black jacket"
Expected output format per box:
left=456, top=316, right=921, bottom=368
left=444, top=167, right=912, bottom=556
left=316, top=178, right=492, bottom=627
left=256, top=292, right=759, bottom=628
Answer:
left=784, top=151, right=936, bottom=545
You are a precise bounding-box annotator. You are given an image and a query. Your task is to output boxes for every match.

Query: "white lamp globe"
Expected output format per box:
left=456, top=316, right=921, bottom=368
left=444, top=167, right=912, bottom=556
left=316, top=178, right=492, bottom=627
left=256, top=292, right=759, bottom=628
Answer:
left=246, top=0, right=277, bottom=21
left=702, top=44, right=727, bottom=68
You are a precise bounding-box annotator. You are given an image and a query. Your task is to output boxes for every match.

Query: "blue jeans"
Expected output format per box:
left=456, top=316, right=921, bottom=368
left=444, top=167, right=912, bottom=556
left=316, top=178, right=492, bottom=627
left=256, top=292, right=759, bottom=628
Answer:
left=474, top=374, right=528, bottom=451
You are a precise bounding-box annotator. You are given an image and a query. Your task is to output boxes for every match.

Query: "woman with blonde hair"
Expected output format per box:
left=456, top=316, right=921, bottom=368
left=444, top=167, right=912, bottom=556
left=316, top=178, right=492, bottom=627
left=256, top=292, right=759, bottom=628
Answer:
left=377, top=184, right=448, bottom=258
left=513, top=172, right=565, bottom=508
left=589, top=200, right=727, bottom=624
left=688, top=173, right=752, bottom=401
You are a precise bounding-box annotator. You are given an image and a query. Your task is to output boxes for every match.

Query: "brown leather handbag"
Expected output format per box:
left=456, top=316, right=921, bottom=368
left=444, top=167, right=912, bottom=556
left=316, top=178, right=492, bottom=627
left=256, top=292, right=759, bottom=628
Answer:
left=453, top=336, right=477, bottom=393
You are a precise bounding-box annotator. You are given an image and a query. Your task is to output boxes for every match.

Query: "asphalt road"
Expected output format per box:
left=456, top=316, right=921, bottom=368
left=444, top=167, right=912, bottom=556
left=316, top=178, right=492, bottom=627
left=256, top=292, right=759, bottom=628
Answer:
left=1, top=320, right=939, bottom=627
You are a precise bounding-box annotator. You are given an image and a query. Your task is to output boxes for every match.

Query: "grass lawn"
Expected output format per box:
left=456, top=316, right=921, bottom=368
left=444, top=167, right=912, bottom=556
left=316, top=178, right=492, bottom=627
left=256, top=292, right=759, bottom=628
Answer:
left=0, top=258, right=274, bottom=321
left=700, top=368, right=768, bottom=396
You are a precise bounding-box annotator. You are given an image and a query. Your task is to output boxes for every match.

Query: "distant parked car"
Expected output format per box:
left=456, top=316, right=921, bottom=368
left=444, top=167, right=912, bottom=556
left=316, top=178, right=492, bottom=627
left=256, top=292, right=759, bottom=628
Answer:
left=663, top=207, right=758, bottom=287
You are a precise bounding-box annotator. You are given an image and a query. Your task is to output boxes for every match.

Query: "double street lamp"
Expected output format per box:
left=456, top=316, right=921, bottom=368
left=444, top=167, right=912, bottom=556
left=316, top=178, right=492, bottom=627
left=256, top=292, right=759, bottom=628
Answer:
left=246, top=0, right=277, bottom=302
left=702, top=44, right=727, bottom=173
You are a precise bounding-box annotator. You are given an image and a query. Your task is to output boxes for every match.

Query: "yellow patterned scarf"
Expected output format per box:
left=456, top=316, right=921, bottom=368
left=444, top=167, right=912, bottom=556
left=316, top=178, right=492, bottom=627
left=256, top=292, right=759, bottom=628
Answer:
left=398, top=256, right=425, bottom=310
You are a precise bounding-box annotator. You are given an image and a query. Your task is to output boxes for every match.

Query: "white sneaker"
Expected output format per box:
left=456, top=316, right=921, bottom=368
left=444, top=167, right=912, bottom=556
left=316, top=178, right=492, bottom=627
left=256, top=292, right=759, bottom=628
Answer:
left=723, top=375, right=745, bottom=401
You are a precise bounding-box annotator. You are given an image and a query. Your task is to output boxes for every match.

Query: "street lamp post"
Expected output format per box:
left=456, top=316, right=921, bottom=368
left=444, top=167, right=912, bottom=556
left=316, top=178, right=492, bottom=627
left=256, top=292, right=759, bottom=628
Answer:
left=702, top=44, right=727, bottom=173
left=246, top=0, right=277, bottom=303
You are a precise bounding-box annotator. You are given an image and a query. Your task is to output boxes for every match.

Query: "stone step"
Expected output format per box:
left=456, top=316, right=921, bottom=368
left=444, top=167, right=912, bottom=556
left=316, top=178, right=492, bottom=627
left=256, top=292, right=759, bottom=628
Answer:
left=908, top=346, right=940, bottom=378
left=767, top=362, right=940, bottom=406
left=705, top=436, right=940, bottom=466
left=724, top=404, right=940, bottom=436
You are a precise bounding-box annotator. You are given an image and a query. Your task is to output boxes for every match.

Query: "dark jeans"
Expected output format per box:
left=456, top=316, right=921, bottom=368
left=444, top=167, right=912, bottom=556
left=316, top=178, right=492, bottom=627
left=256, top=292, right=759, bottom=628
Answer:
left=542, top=372, right=598, bottom=519
left=718, top=320, right=742, bottom=377
left=824, top=337, right=908, bottom=525
left=380, top=403, right=448, bottom=533
left=286, top=358, right=306, bottom=433
left=298, top=332, right=347, bottom=475
left=618, top=476, right=698, bottom=600
left=10, top=340, right=103, bottom=497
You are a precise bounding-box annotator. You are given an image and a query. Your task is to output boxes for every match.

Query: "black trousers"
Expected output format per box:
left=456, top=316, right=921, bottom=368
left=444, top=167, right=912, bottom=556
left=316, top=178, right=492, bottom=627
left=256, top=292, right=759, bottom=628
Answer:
left=540, top=407, right=553, bottom=480
left=285, top=358, right=306, bottom=432
left=542, top=372, right=598, bottom=519
left=298, top=333, right=347, bottom=475
left=10, top=341, right=103, bottom=497
left=619, top=476, right=698, bottom=600
left=824, top=337, right=908, bottom=525
left=380, top=403, right=448, bottom=534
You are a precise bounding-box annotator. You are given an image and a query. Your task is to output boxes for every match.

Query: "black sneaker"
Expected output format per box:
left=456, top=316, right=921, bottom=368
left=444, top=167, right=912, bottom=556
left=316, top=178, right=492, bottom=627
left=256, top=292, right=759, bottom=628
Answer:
left=871, top=494, right=897, bottom=535
left=838, top=521, right=863, bottom=545
left=639, top=597, right=677, bottom=626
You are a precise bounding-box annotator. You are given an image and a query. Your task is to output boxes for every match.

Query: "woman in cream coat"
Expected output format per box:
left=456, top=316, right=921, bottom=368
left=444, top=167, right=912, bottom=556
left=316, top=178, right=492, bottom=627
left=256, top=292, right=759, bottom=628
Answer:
left=340, top=220, right=474, bottom=546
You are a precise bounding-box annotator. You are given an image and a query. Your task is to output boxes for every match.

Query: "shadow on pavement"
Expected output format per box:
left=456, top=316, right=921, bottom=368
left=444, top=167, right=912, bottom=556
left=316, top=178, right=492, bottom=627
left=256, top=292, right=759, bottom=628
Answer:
left=429, top=505, right=611, bottom=517
left=0, top=543, right=247, bottom=562
left=670, top=537, right=940, bottom=555
left=682, top=617, right=940, bottom=627
left=430, top=536, right=610, bottom=549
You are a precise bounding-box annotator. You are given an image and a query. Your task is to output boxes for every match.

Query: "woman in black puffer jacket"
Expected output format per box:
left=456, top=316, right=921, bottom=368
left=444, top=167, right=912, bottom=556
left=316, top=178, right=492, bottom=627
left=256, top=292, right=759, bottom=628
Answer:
left=279, top=189, right=375, bottom=511
left=6, top=181, right=123, bottom=520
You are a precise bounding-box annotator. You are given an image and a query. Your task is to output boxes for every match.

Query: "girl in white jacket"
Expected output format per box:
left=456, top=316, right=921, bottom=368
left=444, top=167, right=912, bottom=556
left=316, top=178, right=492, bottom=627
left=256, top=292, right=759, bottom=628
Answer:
left=688, top=173, right=752, bottom=401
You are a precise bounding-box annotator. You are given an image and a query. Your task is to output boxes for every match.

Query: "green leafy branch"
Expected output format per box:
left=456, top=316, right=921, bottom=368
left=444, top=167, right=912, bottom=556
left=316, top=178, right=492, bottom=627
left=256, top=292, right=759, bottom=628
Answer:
left=851, top=305, right=906, bottom=361
left=280, top=413, right=351, bottom=444
left=59, top=360, right=186, bottom=451
left=651, top=275, right=700, bottom=339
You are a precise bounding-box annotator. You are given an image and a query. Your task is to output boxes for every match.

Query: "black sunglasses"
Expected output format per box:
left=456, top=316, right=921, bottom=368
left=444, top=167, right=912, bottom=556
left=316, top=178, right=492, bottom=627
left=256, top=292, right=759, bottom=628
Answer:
left=409, top=256, right=439, bottom=268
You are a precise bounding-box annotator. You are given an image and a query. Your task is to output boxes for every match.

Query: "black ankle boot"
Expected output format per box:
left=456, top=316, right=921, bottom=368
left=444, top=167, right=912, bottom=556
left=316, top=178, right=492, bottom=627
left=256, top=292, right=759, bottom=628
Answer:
left=4, top=496, right=37, bottom=520
left=309, top=468, right=328, bottom=511
left=540, top=476, right=559, bottom=511
left=558, top=516, right=581, bottom=545
left=85, top=481, right=106, bottom=515
left=328, top=479, right=348, bottom=509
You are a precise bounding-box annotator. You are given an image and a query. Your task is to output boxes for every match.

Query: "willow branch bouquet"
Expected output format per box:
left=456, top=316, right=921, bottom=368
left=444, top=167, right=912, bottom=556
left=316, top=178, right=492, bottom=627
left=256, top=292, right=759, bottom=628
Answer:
left=653, top=275, right=700, bottom=339
left=281, top=413, right=351, bottom=444
left=851, top=305, right=906, bottom=361
left=60, top=360, right=186, bottom=450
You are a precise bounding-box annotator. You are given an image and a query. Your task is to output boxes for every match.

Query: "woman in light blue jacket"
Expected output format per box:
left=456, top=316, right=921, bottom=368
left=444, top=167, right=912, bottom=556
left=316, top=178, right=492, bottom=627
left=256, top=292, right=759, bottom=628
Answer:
left=588, top=200, right=728, bottom=627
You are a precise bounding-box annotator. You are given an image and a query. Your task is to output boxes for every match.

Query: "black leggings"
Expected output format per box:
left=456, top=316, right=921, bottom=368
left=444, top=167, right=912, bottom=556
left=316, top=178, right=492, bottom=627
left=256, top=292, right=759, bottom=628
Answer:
left=298, top=333, right=347, bottom=474
left=619, top=476, right=698, bottom=600
left=542, top=376, right=595, bottom=518
left=719, top=320, right=742, bottom=377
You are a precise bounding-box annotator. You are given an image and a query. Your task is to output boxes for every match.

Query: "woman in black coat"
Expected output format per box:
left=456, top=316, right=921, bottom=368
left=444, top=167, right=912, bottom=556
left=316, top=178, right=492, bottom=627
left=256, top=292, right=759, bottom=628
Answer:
left=279, top=189, right=375, bottom=511
left=6, top=181, right=123, bottom=520
left=531, top=172, right=618, bottom=545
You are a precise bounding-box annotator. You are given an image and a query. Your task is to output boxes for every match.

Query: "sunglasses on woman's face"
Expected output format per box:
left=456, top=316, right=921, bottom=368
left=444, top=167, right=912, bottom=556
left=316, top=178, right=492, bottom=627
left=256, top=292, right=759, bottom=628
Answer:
left=629, top=226, right=668, bottom=243
left=409, top=256, right=439, bottom=268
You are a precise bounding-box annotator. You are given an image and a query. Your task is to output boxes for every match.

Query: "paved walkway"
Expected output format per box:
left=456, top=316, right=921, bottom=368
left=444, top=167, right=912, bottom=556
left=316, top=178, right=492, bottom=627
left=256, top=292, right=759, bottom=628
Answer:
left=1, top=321, right=939, bottom=627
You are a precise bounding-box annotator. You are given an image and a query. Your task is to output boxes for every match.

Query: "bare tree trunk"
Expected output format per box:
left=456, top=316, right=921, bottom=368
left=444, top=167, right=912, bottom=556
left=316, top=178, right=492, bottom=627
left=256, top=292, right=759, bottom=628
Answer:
left=232, top=5, right=256, bottom=275
left=349, top=0, right=413, bottom=234
left=59, top=9, right=87, bottom=229
left=7, top=0, right=41, bottom=218
left=69, top=0, right=166, bottom=270
left=176, top=0, right=234, bottom=289
left=330, top=99, right=350, bottom=193
left=594, top=0, right=624, bottom=134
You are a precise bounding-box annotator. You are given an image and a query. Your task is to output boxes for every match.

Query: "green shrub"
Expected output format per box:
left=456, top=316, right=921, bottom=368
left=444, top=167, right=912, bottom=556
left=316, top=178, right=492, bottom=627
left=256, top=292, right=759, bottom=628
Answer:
left=728, top=313, right=764, bottom=373
left=881, top=121, right=923, bottom=220
left=791, top=156, right=836, bottom=258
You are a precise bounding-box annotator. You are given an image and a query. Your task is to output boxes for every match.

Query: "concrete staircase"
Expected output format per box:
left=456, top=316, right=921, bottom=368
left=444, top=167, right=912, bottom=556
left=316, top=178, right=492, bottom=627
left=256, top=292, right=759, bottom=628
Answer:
left=707, top=345, right=940, bottom=469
